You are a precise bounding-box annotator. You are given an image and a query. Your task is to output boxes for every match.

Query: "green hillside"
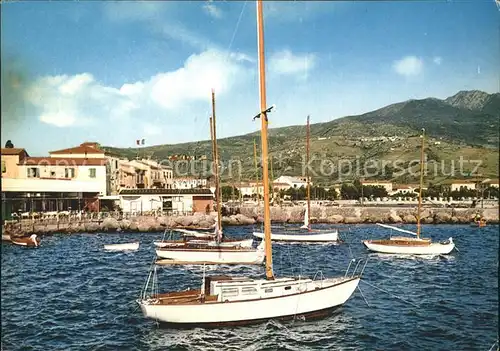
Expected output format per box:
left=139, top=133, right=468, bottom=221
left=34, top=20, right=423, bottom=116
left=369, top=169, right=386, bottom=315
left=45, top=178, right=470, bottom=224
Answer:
left=104, top=90, right=499, bottom=186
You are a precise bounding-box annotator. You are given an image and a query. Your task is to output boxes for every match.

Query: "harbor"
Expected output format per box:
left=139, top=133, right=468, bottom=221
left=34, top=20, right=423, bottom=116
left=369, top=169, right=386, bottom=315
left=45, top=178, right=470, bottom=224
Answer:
left=1, top=224, right=498, bottom=350
left=2, top=205, right=498, bottom=239
left=2, top=0, right=499, bottom=349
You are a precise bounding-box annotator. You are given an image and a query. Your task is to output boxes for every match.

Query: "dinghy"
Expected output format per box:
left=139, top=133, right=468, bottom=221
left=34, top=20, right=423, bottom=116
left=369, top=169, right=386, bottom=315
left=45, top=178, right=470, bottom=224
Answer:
left=104, top=242, right=139, bottom=251
left=11, top=234, right=40, bottom=248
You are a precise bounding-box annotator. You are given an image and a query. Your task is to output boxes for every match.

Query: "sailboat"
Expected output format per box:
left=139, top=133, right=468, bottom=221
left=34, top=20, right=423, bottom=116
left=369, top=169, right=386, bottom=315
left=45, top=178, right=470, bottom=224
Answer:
left=154, top=223, right=253, bottom=249
left=155, top=90, right=261, bottom=263
left=253, top=116, right=339, bottom=243
left=137, top=0, right=361, bottom=325
left=362, top=129, right=456, bottom=255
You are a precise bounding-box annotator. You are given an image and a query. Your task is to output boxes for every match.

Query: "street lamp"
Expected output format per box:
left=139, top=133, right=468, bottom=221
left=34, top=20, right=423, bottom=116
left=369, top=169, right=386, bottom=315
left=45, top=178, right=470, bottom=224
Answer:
left=480, top=179, right=491, bottom=209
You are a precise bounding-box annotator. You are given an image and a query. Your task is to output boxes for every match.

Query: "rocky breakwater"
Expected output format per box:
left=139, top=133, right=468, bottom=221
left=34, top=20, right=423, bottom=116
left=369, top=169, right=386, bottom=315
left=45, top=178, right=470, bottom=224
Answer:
left=3, top=206, right=498, bottom=237
left=239, top=205, right=499, bottom=225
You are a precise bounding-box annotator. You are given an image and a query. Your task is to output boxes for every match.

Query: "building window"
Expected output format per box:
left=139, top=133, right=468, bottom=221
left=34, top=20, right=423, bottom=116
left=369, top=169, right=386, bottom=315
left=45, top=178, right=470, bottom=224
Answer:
left=65, top=168, right=75, bottom=178
left=1, top=160, right=6, bottom=173
left=89, top=168, right=96, bottom=178
left=50, top=170, right=56, bottom=177
left=27, top=167, right=40, bottom=178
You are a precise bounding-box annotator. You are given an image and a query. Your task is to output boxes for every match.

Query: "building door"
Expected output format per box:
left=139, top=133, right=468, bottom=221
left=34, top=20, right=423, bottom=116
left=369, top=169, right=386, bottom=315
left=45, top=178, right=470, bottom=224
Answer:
left=162, top=197, right=173, bottom=213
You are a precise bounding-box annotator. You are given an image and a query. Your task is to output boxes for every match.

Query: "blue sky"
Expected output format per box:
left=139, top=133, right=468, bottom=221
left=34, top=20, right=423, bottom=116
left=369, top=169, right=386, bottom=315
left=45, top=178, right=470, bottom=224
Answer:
left=2, top=1, right=499, bottom=155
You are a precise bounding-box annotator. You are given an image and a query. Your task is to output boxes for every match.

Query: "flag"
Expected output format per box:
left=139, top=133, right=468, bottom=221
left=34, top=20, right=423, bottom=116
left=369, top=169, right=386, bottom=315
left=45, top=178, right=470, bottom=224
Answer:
left=141, top=139, right=145, bottom=145
left=136, top=140, right=140, bottom=145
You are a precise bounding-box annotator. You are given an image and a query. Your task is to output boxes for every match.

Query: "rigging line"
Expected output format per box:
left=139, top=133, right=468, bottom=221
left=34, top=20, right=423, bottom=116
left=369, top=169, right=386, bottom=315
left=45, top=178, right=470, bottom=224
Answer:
left=357, top=286, right=370, bottom=307
left=345, top=227, right=355, bottom=259
left=360, top=279, right=420, bottom=308
left=487, top=339, right=499, bottom=351
left=225, top=0, right=248, bottom=57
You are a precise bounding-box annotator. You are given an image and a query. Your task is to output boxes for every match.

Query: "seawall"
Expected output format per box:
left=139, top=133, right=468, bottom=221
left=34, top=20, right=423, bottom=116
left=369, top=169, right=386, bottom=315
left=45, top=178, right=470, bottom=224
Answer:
left=3, top=206, right=498, bottom=238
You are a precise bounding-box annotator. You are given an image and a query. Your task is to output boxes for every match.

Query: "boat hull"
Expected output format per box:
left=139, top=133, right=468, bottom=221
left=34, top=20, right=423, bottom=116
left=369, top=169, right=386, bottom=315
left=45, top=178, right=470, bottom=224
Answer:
left=253, top=230, right=338, bottom=242
left=174, top=229, right=215, bottom=238
left=138, top=277, right=359, bottom=325
left=154, top=306, right=340, bottom=328
left=11, top=237, right=40, bottom=247
left=104, top=242, right=140, bottom=251
left=154, top=238, right=253, bottom=249
left=155, top=247, right=265, bottom=264
left=362, top=240, right=455, bottom=255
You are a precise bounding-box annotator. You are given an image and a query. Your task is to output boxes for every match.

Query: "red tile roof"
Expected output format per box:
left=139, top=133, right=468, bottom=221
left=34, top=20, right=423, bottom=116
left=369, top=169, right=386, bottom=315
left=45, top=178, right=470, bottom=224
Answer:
left=1, top=148, right=29, bottom=156
left=49, top=145, right=104, bottom=155
left=20, top=157, right=107, bottom=166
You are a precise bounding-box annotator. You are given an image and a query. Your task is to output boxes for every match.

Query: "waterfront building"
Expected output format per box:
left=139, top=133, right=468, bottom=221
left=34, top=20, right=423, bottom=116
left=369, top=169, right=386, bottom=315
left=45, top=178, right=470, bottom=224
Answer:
left=1, top=146, right=107, bottom=217
left=118, top=188, right=213, bottom=214
left=172, top=177, right=208, bottom=189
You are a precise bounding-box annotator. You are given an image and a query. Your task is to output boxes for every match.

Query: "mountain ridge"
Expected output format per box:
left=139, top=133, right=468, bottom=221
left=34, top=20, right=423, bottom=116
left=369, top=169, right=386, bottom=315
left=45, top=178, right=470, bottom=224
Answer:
left=104, top=90, right=499, bottom=184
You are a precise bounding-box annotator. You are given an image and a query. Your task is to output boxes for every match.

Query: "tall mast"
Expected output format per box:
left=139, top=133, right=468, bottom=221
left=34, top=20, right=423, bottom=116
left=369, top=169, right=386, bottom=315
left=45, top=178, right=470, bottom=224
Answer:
left=256, top=0, right=274, bottom=280
left=253, top=139, right=260, bottom=206
left=211, top=90, right=222, bottom=236
left=416, top=128, right=425, bottom=238
left=306, top=115, right=311, bottom=231
left=270, top=154, right=274, bottom=201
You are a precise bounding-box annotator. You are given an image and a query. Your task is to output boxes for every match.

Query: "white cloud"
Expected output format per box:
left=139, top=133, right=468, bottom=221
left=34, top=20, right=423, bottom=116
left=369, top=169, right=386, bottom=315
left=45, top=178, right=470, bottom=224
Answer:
left=25, top=49, right=253, bottom=128
left=393, top=56, right=423, bottom=77
left=203, top=1, right=223, bottom=19
left=102, top=2, right=169, bottom=22
left=269, top=50, right=316, bottom=77
left=433, top=56, right=442, bottom=65
left=102, top=2, right=213, bottom=50
left=264, top=2, right=349, bottom=22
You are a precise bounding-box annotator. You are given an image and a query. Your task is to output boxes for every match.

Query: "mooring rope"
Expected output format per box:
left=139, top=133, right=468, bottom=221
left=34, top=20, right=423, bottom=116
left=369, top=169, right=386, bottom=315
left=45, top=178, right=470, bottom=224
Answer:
left=487, top=339, right=499, bottom=351
left=360, top=279, right=420, bottom=308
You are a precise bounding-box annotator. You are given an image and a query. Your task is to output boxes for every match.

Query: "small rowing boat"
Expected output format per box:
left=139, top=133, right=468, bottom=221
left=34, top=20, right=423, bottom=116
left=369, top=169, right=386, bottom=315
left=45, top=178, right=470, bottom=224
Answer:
left=11, top=234, right=41, bottom=248
left=103, top=242, right=140, bottom=251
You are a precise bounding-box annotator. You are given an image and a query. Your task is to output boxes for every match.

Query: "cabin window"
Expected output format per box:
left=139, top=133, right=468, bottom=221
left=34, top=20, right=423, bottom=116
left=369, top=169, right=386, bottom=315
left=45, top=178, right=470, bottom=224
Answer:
left=222, top=288, right=239, bottom=297
left=27, top=167, right=40, bottom=178
left=1, top=160, right=6, bottom=173
left=65, top=168, right=75, bottom=178
left=264, top=288, right=273, bottom=293
left=89, top=168, right=96, bottom=178
left=284, top=286, right=292, bottom=291
left=241, top=287, right=257, bottom=295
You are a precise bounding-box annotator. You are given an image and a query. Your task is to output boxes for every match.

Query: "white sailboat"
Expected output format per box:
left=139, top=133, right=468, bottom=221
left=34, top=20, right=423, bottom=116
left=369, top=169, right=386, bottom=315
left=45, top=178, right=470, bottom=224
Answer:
left=253, top=116, right=339, bottom=243
left=154, top=90, right=259, bottom=263
left=362, top=129, right=456, bottom=255
left=137, top=1, right=362, bottom=326
left=154, top=224, right=253, bottom=249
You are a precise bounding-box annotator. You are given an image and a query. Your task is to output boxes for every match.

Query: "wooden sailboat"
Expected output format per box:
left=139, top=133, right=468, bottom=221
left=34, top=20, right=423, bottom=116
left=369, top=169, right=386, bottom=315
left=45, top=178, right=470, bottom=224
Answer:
left=253, top=116, right=339, bottom=243
left=155, top=90, right=260, bottom=263
left=137, top=1, right=361, bottom=325
left=362, top=129, right=456, bottom=255
left=11, top=234, right=41, bottom=248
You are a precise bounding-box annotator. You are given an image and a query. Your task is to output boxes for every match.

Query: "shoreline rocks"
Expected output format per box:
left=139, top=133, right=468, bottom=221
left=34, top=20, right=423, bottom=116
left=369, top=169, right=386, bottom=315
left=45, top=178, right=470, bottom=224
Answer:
left=3, top=206, right=498, bottom=237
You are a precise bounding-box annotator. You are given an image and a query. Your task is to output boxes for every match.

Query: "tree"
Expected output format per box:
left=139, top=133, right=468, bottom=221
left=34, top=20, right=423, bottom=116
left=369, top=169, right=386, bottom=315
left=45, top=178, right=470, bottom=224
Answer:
left=326, top=187, right=338, bottom=200
left=341, top=184, right=359, bottom=200
left=221, top=186, right=239, bottom=202
left=4, top=140, right=13, bottom=148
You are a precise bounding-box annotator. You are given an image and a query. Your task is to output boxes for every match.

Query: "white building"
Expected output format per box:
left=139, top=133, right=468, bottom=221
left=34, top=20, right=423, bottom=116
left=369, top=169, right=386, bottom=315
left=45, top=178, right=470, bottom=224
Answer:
left=1, top=146, right=107, bottom=214
left=172, top=177, right=207, bottom=189
left=274, top=176, right=311, bottom=189
left=49, top=141, right=122, bottom=194
left=118, top=188, right=213, bottom=214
